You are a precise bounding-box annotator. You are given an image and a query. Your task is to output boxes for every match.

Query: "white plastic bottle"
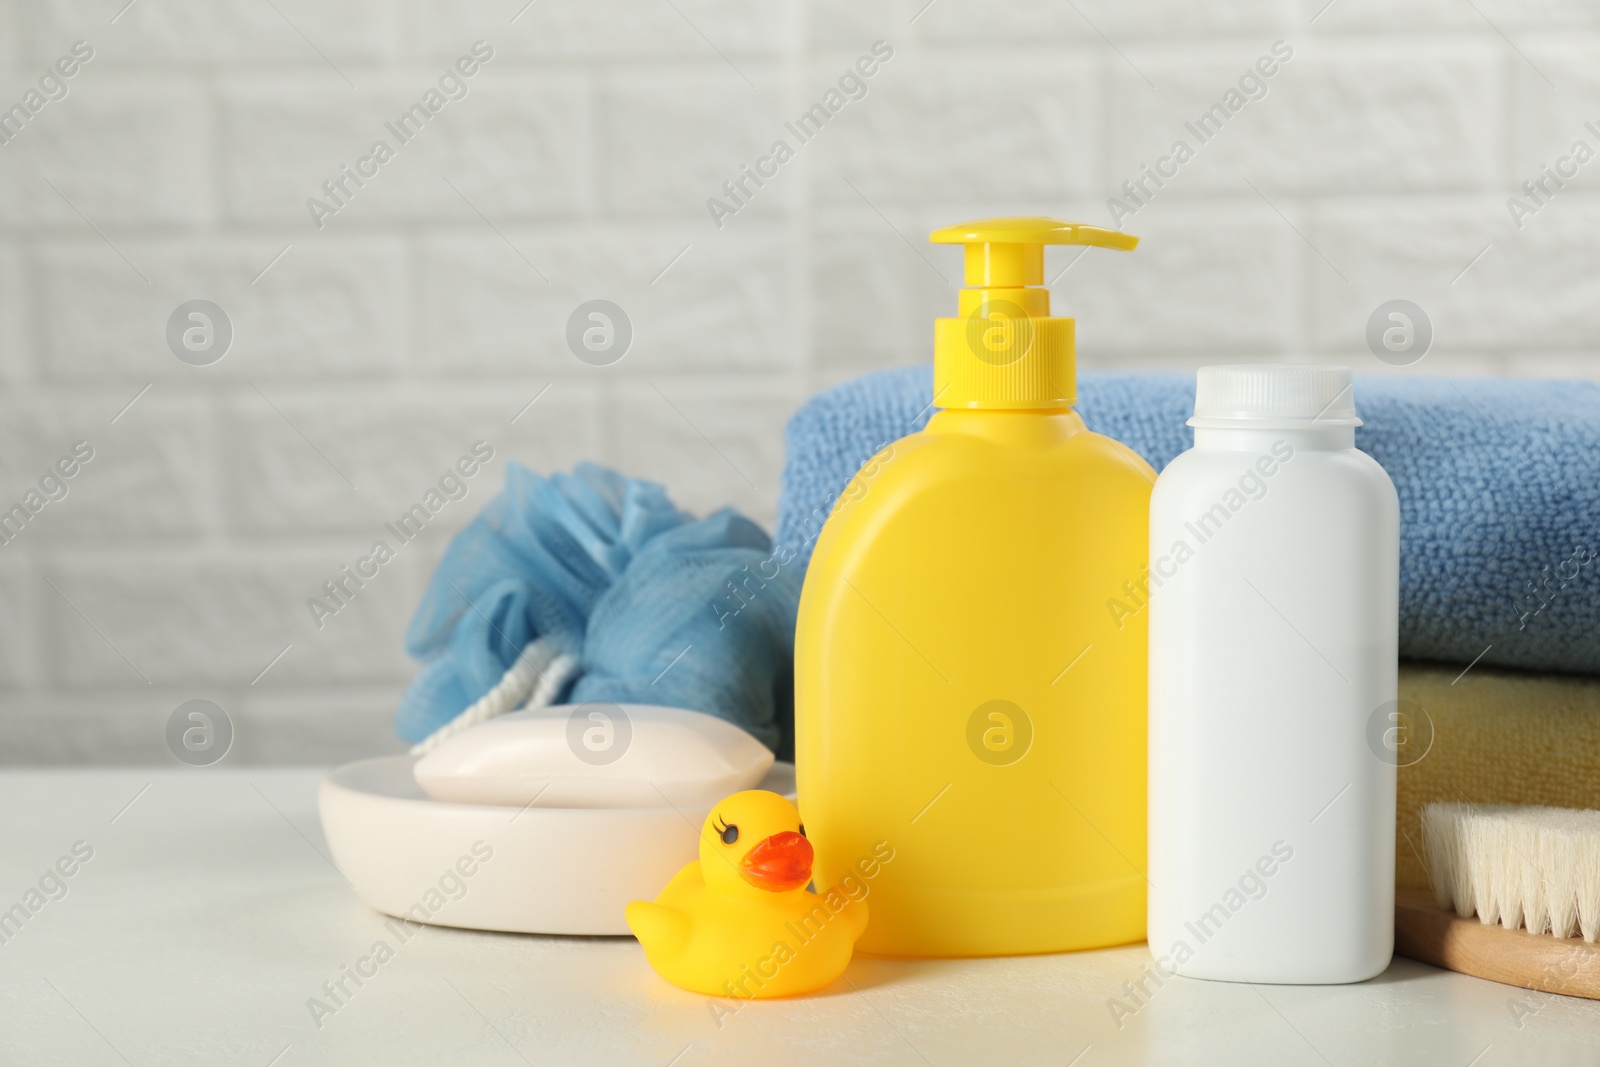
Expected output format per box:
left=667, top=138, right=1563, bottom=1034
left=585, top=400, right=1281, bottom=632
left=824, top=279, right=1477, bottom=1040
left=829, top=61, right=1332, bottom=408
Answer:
left=1147, top=364, right=1398, bottom=984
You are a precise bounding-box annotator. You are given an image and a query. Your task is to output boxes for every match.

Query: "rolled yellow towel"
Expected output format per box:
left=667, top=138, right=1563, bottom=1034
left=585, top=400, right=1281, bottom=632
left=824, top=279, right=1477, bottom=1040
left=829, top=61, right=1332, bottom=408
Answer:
left=1396, top=662, right=1600, bottom=891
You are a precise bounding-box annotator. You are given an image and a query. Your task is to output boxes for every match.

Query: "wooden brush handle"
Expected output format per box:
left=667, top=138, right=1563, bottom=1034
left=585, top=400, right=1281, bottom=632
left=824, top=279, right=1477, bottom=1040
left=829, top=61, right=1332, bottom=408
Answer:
left=1395, top=888, right=1600, bottom=1000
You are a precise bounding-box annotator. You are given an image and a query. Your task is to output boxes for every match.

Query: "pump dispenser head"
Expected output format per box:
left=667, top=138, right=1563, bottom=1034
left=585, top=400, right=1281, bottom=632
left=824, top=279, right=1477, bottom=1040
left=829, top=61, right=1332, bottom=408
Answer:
left=930, top=217, right=1137, bottom=410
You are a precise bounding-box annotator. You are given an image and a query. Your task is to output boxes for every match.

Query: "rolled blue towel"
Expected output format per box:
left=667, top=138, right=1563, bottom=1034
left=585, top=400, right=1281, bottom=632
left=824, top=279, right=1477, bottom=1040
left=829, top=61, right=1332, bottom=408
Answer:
left=397, top=461, right=800, bottom=752
left=777, top=367, right=1600, bottom=676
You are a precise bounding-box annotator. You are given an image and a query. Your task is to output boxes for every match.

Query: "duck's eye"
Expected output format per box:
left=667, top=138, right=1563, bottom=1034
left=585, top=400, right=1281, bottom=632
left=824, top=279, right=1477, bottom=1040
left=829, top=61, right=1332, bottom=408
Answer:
left=798, top=824, right=806, bottom=838
left=720, top=824, right=739, bottom=845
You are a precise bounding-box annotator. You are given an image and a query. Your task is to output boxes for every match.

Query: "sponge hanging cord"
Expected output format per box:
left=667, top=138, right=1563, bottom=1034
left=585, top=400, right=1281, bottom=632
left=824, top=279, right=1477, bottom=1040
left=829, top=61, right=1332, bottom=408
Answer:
left=409, top=636, right=578, bottom=756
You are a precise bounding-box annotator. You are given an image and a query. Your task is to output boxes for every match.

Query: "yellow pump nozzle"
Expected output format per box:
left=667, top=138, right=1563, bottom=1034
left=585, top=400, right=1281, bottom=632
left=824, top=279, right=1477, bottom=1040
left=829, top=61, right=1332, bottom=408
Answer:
left=931, top=217, right=1138, bottom=286
left=930, top=217, right=1138, bottom=409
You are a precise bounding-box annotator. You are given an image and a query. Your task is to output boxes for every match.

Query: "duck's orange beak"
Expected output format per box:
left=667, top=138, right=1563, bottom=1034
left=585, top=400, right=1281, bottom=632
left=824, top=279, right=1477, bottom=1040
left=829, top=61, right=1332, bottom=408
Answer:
left=739, top=831, right=813, bottom=892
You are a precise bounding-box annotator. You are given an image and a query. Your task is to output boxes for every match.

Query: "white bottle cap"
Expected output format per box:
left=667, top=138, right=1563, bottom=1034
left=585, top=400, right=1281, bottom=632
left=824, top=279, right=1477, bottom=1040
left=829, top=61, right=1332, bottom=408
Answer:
left=1188, top=364, right=1361, bottom=429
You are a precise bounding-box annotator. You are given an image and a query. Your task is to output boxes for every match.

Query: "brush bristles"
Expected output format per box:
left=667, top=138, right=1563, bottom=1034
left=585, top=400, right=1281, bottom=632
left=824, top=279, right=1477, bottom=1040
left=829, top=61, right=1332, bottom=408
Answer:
left=1421, top=803, right=1600, bottom=942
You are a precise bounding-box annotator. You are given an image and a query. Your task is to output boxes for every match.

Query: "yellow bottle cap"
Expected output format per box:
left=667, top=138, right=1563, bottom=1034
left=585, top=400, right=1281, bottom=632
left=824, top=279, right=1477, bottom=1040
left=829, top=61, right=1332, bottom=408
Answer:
left=930, top=217, right=1137, bottom=409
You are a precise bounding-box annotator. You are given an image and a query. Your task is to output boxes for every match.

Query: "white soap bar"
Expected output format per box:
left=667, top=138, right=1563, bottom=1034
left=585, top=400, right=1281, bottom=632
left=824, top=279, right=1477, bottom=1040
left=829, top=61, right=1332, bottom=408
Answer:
left=413, top=704, right=774, bottom=809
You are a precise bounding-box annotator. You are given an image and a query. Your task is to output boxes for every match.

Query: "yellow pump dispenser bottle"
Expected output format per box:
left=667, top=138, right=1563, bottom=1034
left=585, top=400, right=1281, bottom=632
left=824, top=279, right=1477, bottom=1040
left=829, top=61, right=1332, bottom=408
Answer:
left=795, top=218, right=1153, bottom=957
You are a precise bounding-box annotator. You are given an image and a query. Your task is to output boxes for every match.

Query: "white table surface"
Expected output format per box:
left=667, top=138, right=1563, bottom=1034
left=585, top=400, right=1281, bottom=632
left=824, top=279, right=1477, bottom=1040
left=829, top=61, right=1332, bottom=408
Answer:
left=2, top=769, right=1597, bottom=1067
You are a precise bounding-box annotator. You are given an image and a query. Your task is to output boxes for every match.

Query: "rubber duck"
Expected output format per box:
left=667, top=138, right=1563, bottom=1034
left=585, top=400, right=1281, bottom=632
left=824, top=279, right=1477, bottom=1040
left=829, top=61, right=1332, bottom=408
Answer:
left=626, top=789, right=867, bottom=998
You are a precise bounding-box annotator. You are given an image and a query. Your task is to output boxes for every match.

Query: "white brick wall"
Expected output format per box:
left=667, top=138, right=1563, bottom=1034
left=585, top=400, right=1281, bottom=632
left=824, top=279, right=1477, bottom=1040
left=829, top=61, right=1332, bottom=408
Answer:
left=1, top=0, right=1595, bottom=764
